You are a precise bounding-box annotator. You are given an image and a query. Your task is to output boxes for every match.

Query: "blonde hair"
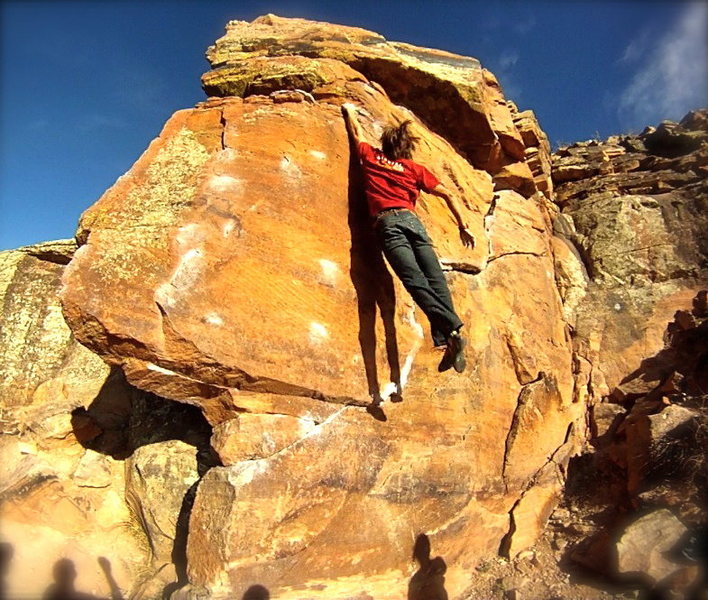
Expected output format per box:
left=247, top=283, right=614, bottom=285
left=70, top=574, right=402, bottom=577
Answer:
left=380, top=120, right=419, bottom=160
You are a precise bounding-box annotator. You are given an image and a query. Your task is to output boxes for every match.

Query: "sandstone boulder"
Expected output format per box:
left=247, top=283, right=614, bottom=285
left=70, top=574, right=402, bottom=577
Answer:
left=6, top=13, right=707, bottom=600
left=125, top=441, right=200, bottom=562
left=57, top=16, right=587, bottom=599
left=10, top=14, right=704, bottom=600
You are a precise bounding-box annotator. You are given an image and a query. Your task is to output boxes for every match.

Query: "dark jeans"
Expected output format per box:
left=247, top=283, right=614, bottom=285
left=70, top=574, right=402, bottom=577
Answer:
left=375, top=210, right=463, bottom=346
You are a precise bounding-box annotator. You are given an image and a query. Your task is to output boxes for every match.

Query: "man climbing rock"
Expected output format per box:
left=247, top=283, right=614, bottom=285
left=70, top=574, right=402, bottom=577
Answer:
left=342, top=103, right=473, bottom=373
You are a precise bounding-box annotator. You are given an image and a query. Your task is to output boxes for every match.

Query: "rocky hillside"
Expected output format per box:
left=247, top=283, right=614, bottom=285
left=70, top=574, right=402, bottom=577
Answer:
left=546, top=111, right=708, bottom=600
left=0, top=14, right=705, bottom=600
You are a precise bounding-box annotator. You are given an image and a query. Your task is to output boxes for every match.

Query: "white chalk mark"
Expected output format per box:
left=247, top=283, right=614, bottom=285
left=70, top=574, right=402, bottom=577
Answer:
left=226, top=459, right=267, bottom=487
left=182, top=248, right=200, bottom=262
left=298, top=417, right=317, bottom=436
left=309, top=150, right=327, bottom=160
left=216, top=148, right=237, bottom=162
left=154, top=282, right=175, bottom=308
left=203, top=312, right=224, bottom=326
left=318, top=258, right=339, bottom=287
left=169, top=247, right=203, bottom=294
left=176, top=223, right=200, bottom=246
left=373, top=305, right=423, bottom=401
left=398, top=305, right=424, bottom=391
left=209, top=174, right=241, bottom=193
left=147, top=363, right=177, bottom=375
left=309, top=321, right=329, bottom=344
left=223, top=220, right=236, bottom=237
left=280, top=155, right=302, bottom=179
left=399, top=352, right=417, bottom=391
left=379, top=381, right=400, bottom=400
left=403, top=304, right=425, bottom=340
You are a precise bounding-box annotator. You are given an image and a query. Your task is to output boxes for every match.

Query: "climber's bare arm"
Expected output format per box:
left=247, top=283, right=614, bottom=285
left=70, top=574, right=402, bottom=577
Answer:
left=342, top=103, right=364, bottom=145
left=430, top=184, right=475, bottom=248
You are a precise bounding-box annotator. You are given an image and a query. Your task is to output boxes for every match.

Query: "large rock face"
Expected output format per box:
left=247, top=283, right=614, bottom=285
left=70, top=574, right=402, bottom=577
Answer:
left=57, top=15, right=585, bottom=600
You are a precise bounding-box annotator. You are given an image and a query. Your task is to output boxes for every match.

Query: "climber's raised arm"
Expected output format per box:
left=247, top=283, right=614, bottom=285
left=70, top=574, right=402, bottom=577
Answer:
left=429, top=184, right=475, bottom=248
left=342, top=103, right=364, bottom=146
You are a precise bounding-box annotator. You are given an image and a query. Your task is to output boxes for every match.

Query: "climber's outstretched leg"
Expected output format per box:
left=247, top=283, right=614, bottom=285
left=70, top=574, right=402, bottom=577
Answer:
left=376, top=210, right=466, bottom=373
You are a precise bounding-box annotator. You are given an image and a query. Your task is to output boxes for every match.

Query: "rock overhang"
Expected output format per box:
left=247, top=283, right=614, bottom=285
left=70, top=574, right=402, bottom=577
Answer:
left=200, top=14, right=536, bottom=176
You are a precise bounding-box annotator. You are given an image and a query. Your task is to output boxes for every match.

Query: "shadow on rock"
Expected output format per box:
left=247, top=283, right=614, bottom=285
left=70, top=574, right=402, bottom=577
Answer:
left=618, top=291, right=708, bottom=400
left=366, top=402, right=388, bottom=422
left=346, top=129, right=402, bottom=421
left=0, top=542, right=13, bottom=600
left=242, top=584, right=270, bottom=599
left=69, top=367, right=220, bottom=599
left=70, top=367, right=217, bottom=460
left=408, top=534, right=449, bottom=600
left=162, top=475, right=214, bottom=599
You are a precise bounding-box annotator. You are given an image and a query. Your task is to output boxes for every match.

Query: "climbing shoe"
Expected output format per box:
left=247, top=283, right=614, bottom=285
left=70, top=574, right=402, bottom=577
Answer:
left=437, top=345, right=453, bottom=372
left=438, top=330, right=466, bottom=373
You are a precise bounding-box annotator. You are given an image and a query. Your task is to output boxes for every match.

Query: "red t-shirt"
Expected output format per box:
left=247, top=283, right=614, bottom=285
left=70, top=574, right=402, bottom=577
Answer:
left=357, top=142, right=440, bottom=217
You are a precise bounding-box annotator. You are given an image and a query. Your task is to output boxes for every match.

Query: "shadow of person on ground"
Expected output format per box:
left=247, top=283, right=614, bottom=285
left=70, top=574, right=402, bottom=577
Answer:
left=408, top=533, right=449, bottom=600
left=242, top=584, right=270, bottom=599
left=43, top=557, right=124, bottom=600
left=346, top=119, right=402, bottom=423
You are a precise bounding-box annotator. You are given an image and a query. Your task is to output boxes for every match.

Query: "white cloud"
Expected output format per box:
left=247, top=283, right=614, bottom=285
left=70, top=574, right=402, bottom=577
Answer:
left=619, top=2, right=708, bottom=128
left=513, top=15, right=537, bottom=35
left=499, top=50, right=519, bottom=69
left=619, top=28, right=652, bottom=64
left=78, top=114, right=127, bottom=132
left=492, top=49, right=523, bottom=101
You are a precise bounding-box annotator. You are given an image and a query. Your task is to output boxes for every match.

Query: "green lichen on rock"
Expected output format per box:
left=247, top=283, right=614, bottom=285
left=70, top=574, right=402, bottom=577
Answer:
left=78, top=127, right=213, bottom=241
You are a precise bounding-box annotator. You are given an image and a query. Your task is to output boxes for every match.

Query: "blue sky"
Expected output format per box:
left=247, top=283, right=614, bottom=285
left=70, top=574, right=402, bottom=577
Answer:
left=1, top=0, right=706, bottom=251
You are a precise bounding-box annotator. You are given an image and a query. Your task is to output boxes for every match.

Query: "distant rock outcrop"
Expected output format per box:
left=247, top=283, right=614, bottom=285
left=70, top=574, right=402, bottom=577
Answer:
left=0, top=14, right=705, bottom=600
left=552, top=110, right=707, bottom=399
left=547, top=111, right=707, bottom=598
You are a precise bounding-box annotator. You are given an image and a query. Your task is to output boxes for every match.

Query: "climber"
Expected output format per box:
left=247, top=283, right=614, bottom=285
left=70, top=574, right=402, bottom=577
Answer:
left=342, top=103, right=474, bottom=373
